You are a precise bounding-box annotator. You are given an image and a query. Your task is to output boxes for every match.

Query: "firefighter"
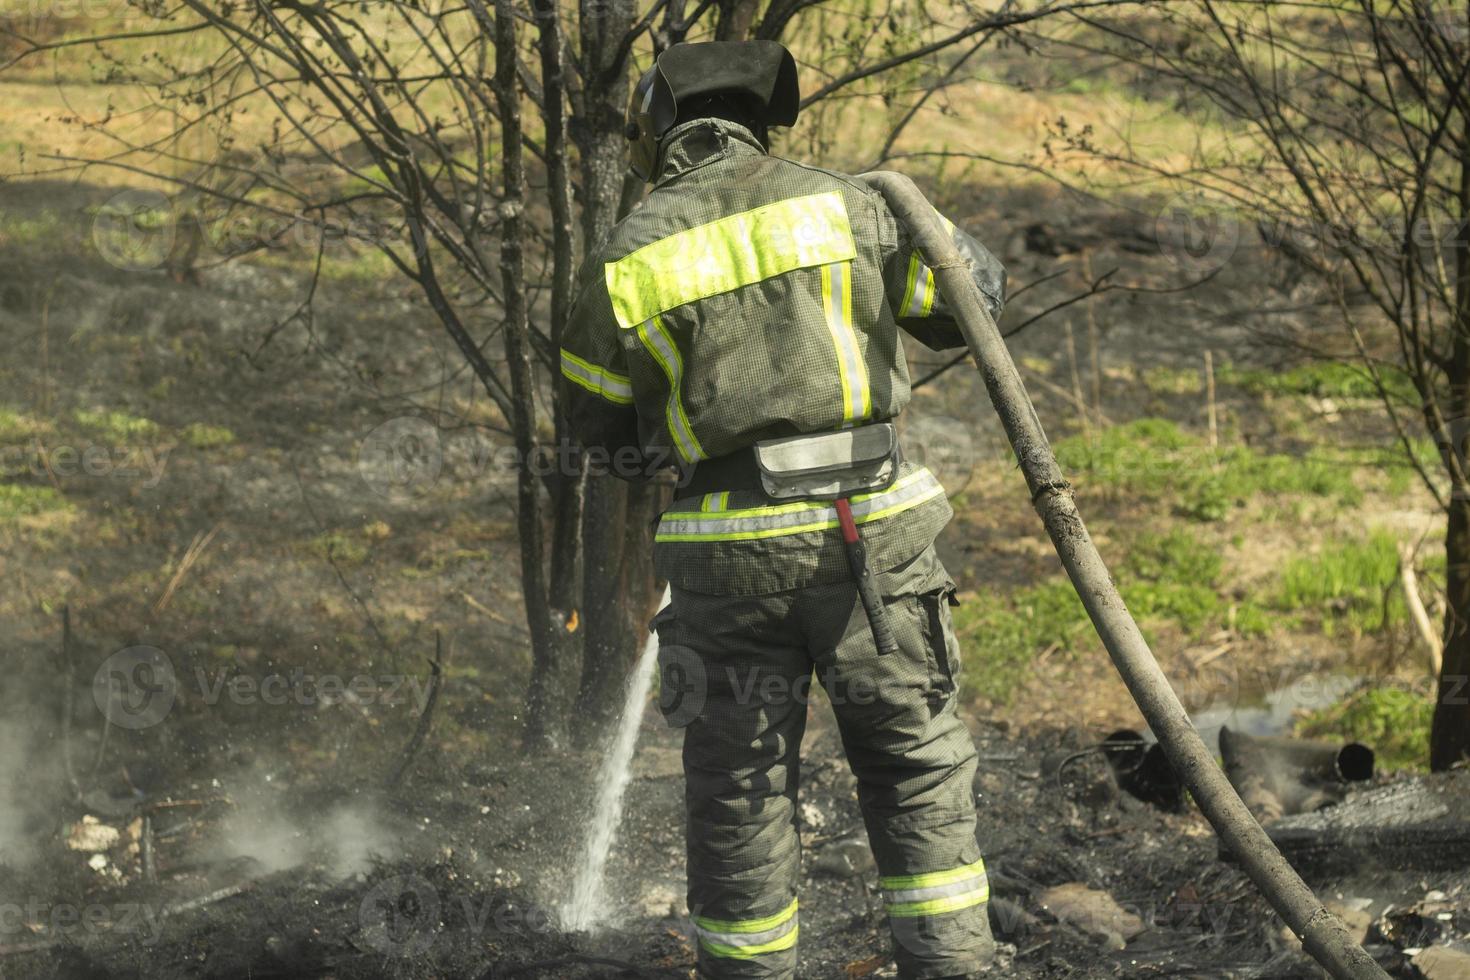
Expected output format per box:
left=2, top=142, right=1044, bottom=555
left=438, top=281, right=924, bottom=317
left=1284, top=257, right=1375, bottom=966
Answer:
left=559, top=39, right=1007, bottom=980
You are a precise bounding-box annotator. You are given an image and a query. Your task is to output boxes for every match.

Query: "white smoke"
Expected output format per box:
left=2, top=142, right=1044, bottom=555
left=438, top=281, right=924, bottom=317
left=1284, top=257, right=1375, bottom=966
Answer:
left=0, top=720, right=36, bottom=867
left=207, top=789, right=397, bottom=878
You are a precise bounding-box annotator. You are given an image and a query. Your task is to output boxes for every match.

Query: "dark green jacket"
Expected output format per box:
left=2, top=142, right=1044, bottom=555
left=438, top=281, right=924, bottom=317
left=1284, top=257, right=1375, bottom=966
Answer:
left=561, top=118, right=1005, bottom=594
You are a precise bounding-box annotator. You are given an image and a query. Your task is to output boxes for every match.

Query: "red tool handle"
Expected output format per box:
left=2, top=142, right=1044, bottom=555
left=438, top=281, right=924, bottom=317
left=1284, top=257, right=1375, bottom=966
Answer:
left=834, top=497, right=860, bottom=544
left=835, top=498, right=899, bottom=656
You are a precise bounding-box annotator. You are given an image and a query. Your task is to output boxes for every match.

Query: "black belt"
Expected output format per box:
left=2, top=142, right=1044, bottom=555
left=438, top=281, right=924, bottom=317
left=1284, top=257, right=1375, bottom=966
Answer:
left=674, top=448, right=763, bottom=501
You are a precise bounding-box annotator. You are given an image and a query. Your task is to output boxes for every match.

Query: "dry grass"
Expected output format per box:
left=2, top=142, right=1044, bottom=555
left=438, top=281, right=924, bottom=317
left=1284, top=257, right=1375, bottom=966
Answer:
left=1, top=3, right=1243, bottom=198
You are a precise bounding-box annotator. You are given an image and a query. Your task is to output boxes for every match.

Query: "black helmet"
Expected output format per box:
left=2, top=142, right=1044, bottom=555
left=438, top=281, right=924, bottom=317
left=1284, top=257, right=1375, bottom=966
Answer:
left=625, top=40, right=800, bottom=182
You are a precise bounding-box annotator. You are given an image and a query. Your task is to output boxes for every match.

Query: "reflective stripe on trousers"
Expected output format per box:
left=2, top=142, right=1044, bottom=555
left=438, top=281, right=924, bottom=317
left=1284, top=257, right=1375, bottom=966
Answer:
left=693, top=899, right=799, bottom=960
left=881, top=859, right=990, bottom=917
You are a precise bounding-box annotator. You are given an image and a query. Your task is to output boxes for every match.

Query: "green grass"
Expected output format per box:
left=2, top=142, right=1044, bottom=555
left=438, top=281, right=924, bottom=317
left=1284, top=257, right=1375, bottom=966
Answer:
left=0, top=482, right=69, bottom=520
left=0, top=210, right=67, bottom=247
left=954, top=578, right=1090, bottom=704
left=957, top=526, right=1268, bottom=703
left=88, top=195, right=172, bottom=230
left=0, top=406, right=47, bottom=441
left=1219, top=360, right=1415, bottom=402
left=1273, top=530, right=1421, bottom=636
left=1055, top=418, right=1362, bottom=522
left=1119, top=528, right=1224, bottom=632
left=308, top=530, right=369, bottom=566
left=73, top=407, right=159, bottom=441
left=1297, top=685, right=1433, bottom=772
left=1142, top=365, right=1205, bottom=395
left=181, top=422, right=237, bottom=449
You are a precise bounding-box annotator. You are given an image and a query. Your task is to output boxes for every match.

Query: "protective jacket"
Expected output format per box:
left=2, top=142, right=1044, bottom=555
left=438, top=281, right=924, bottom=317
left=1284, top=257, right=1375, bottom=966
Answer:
left=560, top=118, right=1005, bottom=595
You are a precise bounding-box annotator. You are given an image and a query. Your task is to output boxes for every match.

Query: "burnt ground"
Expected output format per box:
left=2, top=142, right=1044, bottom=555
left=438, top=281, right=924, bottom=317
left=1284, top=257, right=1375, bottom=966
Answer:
left=2, top=701, right=1468, bottom=980
left=1, top=172, right=1466, bottom=979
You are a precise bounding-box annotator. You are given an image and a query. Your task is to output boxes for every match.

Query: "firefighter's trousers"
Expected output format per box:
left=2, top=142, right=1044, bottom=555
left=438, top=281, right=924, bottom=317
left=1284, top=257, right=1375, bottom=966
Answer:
left=652, top=544, right=993, bottom=980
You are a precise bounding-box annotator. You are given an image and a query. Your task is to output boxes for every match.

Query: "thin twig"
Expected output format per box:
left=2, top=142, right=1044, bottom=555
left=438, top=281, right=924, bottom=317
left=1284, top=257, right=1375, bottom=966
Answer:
left=141, top=813, right=157, bottom=885
left=59, top=605, right=80, bottom=800
left=160, top=881, right=256, bottom=919
left=1083, top=251, right=1103, bottom=421
left=1205, top=350, right=1218, bottom=452
left=1398, top=540, right=1442, bottom=677
left=385, top=632, right=447, bottom=790
left=155, top=524, right=222, bottom=615
left=89, top=713, right=113, bottom=783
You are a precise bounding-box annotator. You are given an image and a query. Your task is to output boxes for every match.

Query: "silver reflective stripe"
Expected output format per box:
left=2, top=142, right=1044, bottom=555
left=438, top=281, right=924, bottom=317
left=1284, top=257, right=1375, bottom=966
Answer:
left=906, top=255, right=933, bottom=317
left=656, top=468, right=944, bottom=542
left=884, top=870, right=990, bottom=905
left=559, top=349, right=633, bottom=404
left=903, top=210, right=953, bottom=318
left=822, top=261, right=870, bottom=423
left=694, top=915, right=797, bottom=949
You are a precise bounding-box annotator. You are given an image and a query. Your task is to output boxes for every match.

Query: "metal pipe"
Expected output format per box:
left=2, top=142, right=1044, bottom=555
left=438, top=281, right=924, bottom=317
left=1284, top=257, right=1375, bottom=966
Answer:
left=862, top=170, right=1388, bottom=980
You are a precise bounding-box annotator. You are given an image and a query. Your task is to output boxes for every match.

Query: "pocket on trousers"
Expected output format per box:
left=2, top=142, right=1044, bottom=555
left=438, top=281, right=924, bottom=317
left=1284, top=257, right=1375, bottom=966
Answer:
left=918, top=584, right=962, bottom=699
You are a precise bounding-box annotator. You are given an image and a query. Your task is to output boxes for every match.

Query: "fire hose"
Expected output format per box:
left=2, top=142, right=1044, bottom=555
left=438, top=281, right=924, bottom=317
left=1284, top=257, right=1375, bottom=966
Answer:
left=862, top=170, right=1388, bottom=980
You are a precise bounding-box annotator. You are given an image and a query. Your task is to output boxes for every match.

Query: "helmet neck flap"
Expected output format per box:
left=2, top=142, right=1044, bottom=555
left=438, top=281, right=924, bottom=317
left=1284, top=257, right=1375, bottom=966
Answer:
left=625, top=40, right=799, bottom=183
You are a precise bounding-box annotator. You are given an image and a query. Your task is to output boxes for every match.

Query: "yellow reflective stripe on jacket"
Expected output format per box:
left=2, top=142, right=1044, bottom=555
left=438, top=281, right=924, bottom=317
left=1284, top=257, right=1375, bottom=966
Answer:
left=655, top=468, right=944, bottom=543
left=700, top=491, right=730, bottom=513
left=635, top=315, right=705, bottom=464
left=693, top=898, right=799, bottom=959
left=605, top=191, right=857, bottom=329
left=881, top=859, right=989, bottom=918
left=559, top=348, right=634, bottom=405
left=820, top=261, right=871, bottom=424
left=900, top=212, right=954, bottom=319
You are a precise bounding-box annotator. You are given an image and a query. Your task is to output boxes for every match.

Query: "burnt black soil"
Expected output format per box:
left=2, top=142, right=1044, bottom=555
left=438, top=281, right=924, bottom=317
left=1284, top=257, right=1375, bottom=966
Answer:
left=3, top=699, right=1465, bottom=980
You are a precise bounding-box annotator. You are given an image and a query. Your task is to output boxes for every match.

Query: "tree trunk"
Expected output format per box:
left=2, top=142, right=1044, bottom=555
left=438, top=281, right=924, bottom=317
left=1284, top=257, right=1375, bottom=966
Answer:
left=1430, top=147, right=1470, bottom=772
left=569, top=0, right=663, bottom=745
left=495, top=0, right=560, bottom=750
left=576, top=478, right=628, bottom=732
left=714, top=0, right=760, bottom=40
left=1432, top=500, right=1470, bottom=771
left=534, top=0, right=587, bottom=713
